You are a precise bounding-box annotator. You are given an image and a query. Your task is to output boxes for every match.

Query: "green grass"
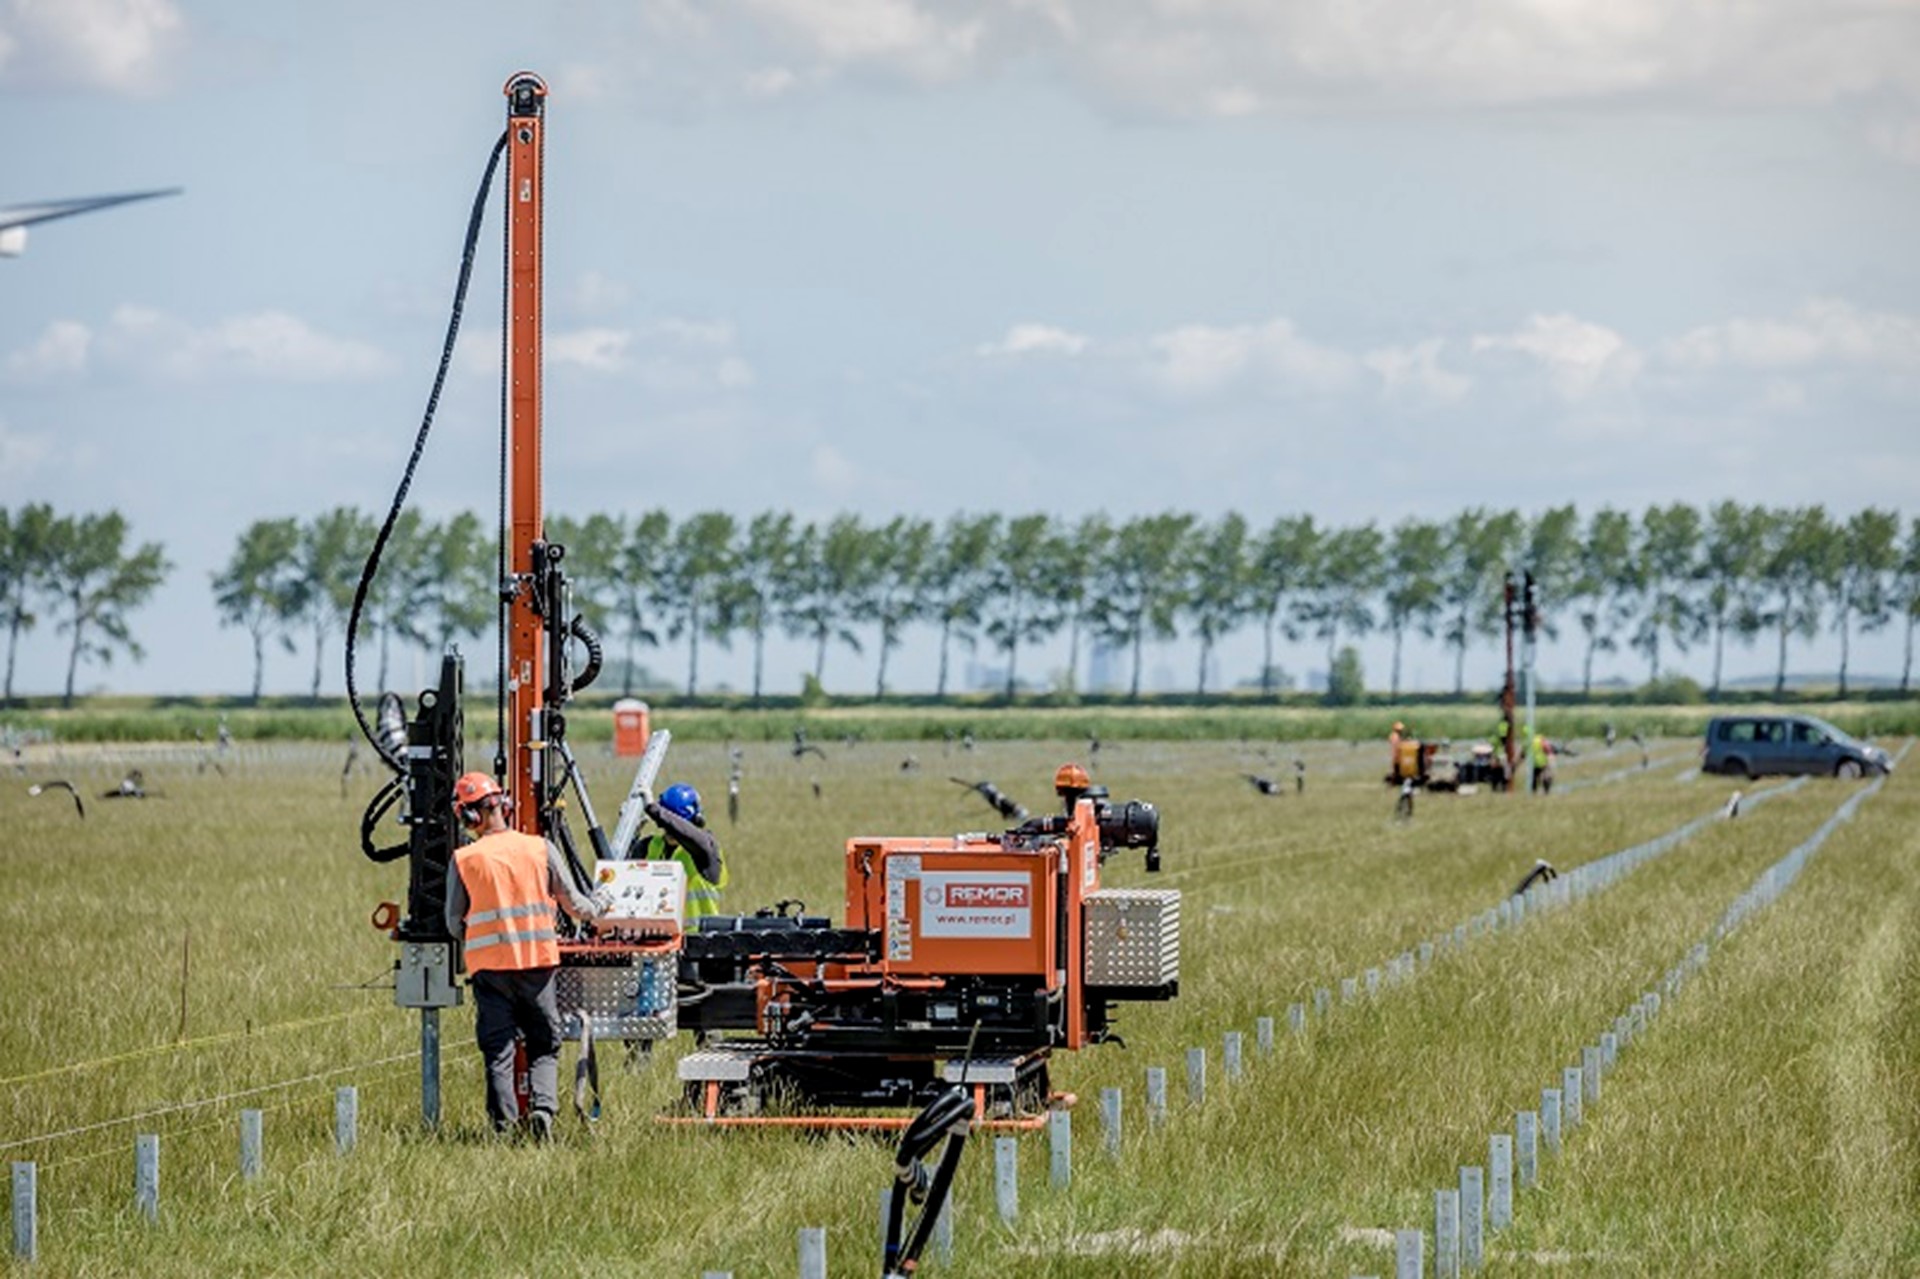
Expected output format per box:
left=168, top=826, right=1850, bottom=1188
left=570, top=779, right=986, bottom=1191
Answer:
left=8, top=693, right=1920, bottom=744
left=2, top=736, right=1913, bottom=1275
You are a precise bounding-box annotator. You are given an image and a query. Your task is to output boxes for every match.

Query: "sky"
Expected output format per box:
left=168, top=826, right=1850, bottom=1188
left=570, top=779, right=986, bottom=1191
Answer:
left=3, top=0, right=1918, bottom=701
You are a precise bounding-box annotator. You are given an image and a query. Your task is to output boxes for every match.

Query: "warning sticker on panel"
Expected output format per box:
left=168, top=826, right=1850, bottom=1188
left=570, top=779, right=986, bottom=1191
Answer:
left=917, top=871, right=1033, bottom=939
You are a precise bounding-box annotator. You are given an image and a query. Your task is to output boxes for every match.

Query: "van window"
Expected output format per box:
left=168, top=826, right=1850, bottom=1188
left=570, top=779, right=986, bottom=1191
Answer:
left=1755, top=721, right=1785, bottom=743
left=1791, top=722, right=1824, bottom=744
left=1719, top=720, right=1756, bottom=743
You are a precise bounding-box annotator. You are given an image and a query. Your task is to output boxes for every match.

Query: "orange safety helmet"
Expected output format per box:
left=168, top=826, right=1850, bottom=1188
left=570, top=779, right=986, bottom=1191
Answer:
left=1054, top=763, right=1091, bottom=793
left=452, top=771, right=505, bottom=809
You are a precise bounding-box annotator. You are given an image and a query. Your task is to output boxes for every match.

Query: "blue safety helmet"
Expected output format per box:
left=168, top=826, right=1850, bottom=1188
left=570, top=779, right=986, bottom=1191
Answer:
left=659, top=782, right=703, bottom=824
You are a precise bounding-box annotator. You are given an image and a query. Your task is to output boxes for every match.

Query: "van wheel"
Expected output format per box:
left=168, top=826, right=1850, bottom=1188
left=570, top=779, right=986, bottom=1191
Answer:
left=1835, top=760, right=1863, bottom=780
left=1722, top=757, right=1750, bottom=780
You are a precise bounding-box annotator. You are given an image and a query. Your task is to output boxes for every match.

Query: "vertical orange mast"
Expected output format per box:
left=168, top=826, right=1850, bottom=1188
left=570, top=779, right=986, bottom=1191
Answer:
left=504, top=73, right=547, bottom=834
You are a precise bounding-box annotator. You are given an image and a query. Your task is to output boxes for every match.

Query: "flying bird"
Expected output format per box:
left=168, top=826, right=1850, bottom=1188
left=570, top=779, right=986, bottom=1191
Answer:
left=1241, top=773, right=1284, bottom=797
left=27, top=780, right=85, bottom=819
left=951, top=778, right=1027, bottom=823
left=791, top=728, right=826, bottom=760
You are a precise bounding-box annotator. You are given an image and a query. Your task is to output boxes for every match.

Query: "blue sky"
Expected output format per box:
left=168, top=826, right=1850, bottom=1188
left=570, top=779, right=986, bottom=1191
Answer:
left=3, top=0, right=1918, bottom=699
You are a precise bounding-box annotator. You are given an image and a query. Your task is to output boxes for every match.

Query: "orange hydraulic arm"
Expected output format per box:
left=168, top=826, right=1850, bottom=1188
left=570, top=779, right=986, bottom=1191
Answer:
left=504, top=73, right=547, bottom=835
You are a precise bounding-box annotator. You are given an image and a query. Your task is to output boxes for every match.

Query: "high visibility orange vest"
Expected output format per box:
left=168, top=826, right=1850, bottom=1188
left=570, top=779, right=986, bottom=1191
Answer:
left=453, top=830, right=559, bottom=972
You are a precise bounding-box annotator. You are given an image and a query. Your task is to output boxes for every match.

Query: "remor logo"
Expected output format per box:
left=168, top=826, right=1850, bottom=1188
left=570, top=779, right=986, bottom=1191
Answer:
left=946, top=882, right=1029, bottom=908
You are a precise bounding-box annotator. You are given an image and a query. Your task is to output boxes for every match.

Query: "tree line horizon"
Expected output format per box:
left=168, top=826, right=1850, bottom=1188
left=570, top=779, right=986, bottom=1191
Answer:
left=3, top=502, right=1918, bottom=708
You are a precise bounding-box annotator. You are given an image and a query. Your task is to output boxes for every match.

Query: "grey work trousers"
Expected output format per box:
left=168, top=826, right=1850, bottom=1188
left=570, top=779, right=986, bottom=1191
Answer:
left=471, top=966, right=563, bottom=1129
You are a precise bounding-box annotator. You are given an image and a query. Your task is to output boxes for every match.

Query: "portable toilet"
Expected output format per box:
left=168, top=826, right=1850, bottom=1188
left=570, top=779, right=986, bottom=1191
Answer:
left=613, top=699, right=650, bottom=757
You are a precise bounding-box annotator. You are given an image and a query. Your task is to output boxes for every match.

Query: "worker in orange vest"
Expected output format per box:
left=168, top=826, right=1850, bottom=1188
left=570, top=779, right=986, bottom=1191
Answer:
left=443, top=771, right=607, bottom=1139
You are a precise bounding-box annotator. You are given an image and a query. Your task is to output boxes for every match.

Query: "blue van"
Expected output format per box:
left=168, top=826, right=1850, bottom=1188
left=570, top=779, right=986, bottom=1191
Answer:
left=1702, top=714, right=1893, bottom=780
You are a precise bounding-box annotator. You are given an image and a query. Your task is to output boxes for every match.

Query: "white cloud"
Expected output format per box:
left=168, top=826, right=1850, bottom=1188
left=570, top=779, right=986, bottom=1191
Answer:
left=3, top=320, right=92, bottom=381
left=604, top=1, right=1920, bottom=123
left=1145, top=317, right=1355, bottom=395
left=103, top=306, right=393, bottom=381
left=1472, top=313, right=1641, bottom=399
left=653, top=318, right=739, bottom=347
left=977, top=322, right=1089, bottom=358
left=743, top=0, right=985, bottom=83
left=639, top=352, right=755, bottom=393
left=809, top=440, right=860, bottom=491
left=1867, top=117, right=1920, bottom=166
left=1364, top=338, right=1472, bottom=402
left=744, top=66, right=801, bottom=97
left=549, top=327, right=634, bottom=373
left=0, top=417, right=50, bottom=481
left=456, top=317, right=755, bottom=391
left=641, top=318, right=756, bottom=391
left=0, top=0, right=184, bottom=95
left=1663, top=299, right=1920, bottom=372
left=566, top=271, right=633, bottom=316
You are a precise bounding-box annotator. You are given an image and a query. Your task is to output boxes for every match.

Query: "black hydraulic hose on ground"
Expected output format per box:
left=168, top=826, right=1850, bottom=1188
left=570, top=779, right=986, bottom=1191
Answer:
left=344, top=130, right=509, bottom=775
left=885, top=1083, right=972, bottom=1277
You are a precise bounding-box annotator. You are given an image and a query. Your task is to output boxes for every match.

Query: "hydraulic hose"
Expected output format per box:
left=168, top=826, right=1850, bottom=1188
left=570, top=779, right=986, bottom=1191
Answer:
left=344, top=130, right=509, bottom=775
left=358, top=775, right=408, bottom=863
left=568, top=614, right=604, bottom=697
left=885, top=1084, right=972, bottom=1277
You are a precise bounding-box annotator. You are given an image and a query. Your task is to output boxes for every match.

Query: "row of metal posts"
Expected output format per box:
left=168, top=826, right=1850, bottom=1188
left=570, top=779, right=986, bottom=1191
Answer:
left=1379, top=764, right=1900, bottom=1279
left=9, top=1088, right=360, bottom=1261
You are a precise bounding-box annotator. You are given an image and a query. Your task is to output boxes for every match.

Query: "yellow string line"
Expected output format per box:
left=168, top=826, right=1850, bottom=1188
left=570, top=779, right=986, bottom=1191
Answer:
left=33, top=1056, right=468, bottom=1174
left=0, top=1051, right=421, bottom=1154
left=0, top=1007, right=388, bottom=1089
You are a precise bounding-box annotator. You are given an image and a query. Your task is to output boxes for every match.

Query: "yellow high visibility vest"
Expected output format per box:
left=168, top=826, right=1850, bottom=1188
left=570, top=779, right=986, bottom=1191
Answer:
left=642, top=833, right=728, bottom=920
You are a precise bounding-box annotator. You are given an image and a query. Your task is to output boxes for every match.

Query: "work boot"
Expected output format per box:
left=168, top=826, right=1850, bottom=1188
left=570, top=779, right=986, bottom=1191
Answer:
left=527, top=1110, right=553, bottom=1144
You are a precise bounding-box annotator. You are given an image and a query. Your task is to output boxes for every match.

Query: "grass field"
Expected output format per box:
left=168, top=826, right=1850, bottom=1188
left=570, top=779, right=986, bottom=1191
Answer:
left=3, top=734, right=1915, bottom=1276
left=7, top=694, right=1920, bottom=746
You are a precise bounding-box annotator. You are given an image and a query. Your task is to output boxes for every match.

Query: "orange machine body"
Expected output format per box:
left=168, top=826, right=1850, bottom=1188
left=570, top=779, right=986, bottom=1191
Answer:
left=833, top=800, right=1103, bottom=1050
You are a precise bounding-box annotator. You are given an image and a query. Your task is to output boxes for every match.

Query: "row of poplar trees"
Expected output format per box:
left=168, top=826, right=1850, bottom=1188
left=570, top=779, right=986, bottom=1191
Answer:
left=200, top=503, right=1920, bottom=703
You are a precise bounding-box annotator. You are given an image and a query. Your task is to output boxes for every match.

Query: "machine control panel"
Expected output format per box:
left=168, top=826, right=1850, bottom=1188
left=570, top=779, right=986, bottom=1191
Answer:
left=593, top=859, right=686, bottom=934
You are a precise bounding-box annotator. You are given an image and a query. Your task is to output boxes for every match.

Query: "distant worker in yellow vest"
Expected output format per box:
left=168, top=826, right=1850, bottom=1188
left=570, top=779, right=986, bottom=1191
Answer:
left=1492, top=715, right=1513, bottom=789
left=443, top=771, right=607, bottom=1139
left=639, top=782, right=727, bottom=920
left=1530, top=733, right=1556, bottom=794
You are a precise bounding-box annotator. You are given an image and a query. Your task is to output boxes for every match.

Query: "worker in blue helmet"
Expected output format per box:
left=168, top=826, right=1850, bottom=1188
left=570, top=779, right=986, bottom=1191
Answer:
left=637, top=782, right=728, bottom=920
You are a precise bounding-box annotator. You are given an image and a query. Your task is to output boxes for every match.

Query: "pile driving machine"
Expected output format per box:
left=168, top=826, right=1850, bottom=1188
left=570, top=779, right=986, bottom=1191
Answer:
left=347, top=74, right=1181, bottom=1129
left=349, top=74, right=687, bottom=1124
left=674, top=793, right=1174, bottom=1126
